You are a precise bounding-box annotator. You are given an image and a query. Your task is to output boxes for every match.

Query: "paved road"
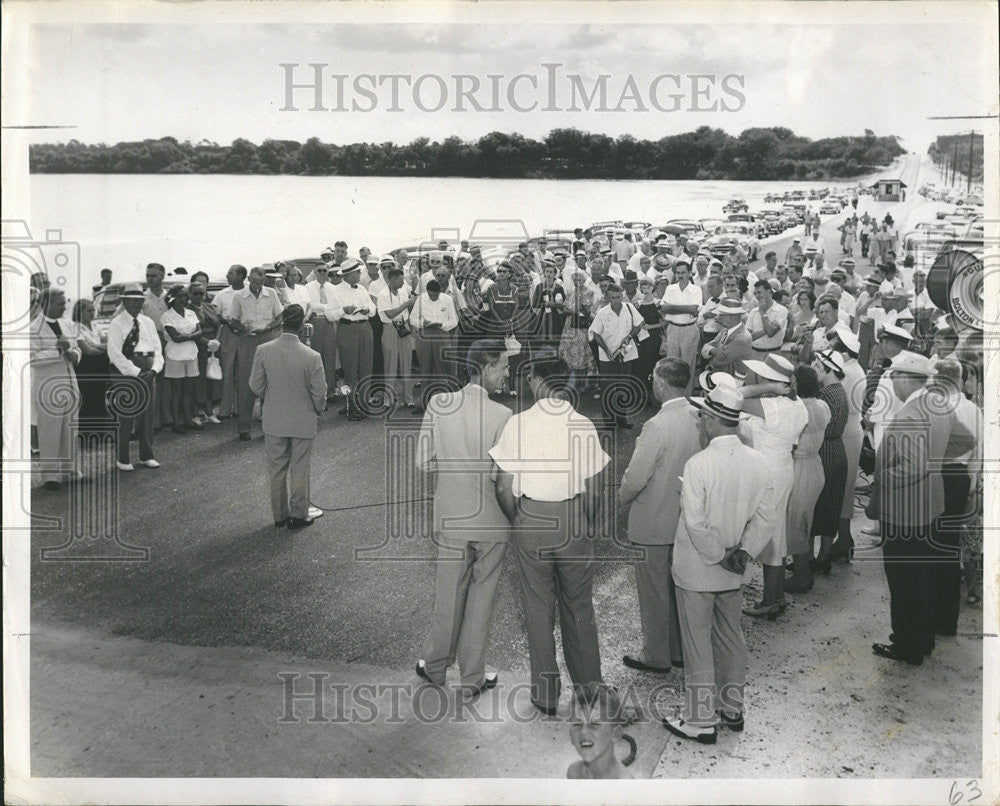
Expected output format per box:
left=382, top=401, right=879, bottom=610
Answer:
left=27, top=155, right=984, bottom=779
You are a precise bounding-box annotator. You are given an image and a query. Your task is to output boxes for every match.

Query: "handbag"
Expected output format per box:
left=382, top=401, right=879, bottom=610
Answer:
left=206, top=352, right=223, bottom=381
left=393, top=320, right=411, bottom=339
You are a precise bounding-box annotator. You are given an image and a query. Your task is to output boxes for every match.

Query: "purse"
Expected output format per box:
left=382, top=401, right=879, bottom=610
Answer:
left=393, top=320, right=411, bottom=339
left=206, top=353, right=223, bottom=381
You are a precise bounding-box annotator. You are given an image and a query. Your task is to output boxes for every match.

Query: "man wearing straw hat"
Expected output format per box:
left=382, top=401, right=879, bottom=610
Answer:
left=663, top=385, right=773, bottom=743
left=700, top=298, right=752, bottom=377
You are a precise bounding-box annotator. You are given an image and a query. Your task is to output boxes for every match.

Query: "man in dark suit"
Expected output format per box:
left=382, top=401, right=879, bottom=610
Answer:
left=871, top=351, right=975, bottom=666
left=700, top=297, right=752, bottom=376
left=414, top=339, right=512, bottom=698
left=249, top=305, right=328, bottom=529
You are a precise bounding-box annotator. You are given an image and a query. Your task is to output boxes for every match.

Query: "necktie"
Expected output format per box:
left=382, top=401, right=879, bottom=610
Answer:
left=319, top=283, right=328, bottom=304
left=47, top=320, right=63, bottom=337
left=123, top=317, right=140, bottom=359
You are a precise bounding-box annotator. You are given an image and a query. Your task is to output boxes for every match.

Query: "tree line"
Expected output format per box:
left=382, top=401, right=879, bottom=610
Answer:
left=927, top=133, right=984, bottom=185
left=29, top=127, right=905, bottom=181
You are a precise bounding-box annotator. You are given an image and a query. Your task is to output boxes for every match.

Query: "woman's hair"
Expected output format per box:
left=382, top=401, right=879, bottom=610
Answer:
left=736, top=276, right=749, bottom=295
left=165, top=284, right=186, bottom=305
left=797, top=289, right=816, bottom=310
left=816, top=294, right=839, bottom=312
left=190, top=271, right=210, bottom=286
left=794, top=364, right=821, bottom=398
left=71, top=298, right=93, bottom=322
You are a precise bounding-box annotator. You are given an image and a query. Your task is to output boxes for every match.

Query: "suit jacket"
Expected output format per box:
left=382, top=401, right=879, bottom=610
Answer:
left=29, top=314, right=80, bottom=416
left=618, top=397, right=703, bottom=545
left=249, top=333, right=327, bottom=438
left=416, top=384, right=512, bottom=544
left=875, top=387, right=976, bottom=527
left=705, top=323, right=753, bottom=375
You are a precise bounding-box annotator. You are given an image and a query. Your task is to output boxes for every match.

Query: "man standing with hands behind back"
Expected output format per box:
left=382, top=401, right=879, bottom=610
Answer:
left=249, top=304, right=327, bottom=530
left=618, top=358, right=702, bottom=674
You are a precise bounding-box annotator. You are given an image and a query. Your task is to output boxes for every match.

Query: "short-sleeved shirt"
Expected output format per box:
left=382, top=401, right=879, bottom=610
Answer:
left=746, top=301, right=789, bottom=350
left=142, top=289, right=169, bottom=332
left=230, top=286, right=284, bottom=332
left=660, top=281, right=703, bottom=325
left=588, top=302, right=644, bottom=362
left=161, top=307, right=200, bottom=361
left=489, top=398, right=610, bottom=501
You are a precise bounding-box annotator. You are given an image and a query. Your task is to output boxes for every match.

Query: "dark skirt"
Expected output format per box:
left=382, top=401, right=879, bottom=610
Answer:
left=76, top=352, right=112, bottom=425
left=812, top=383, right=849, bottom=535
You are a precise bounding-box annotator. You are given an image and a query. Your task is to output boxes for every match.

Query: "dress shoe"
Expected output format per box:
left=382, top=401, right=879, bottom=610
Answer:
left=784, top=578, right=814, bottom=594
left=410, top=406, right=424, bottom=416
left=286, top=516, right=315, bottom=530
left=274, top=518, right=289, bottom=528
left=308, top=506, right=324, bottom=519
left=671, top=658, right=684, bottom=669
left=43, top=480, right=61, bottom=491
left=238, top=433, right=252, bottom=441
left=871, top=643, right=922, bottom=666
left=414, top=659, right=443, bottom=687
left=461, top=672, right=498, bottom=700
left=622, top=654, right=671, bottom=674
left=742, top=601, right=787, bottom=621
left=718, top=710, right=745, bottom=732
left=662, top=714, right=717, bottom=744
left=206, top=414, right=222, bottom=424
left=116, top=462, right=135, bottom=472
left=138, top=459, right=160, bottom=469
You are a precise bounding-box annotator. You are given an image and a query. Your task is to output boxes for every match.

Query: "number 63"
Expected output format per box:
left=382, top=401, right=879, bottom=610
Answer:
left=949, top=779, right=981, bottom=805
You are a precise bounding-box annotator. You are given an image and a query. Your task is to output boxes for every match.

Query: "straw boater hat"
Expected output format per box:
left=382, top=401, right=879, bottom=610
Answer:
left=742, top=353, right=795, bottom=383
left=815, top=349, right=846, bottom=376
left=698, top=370, right=739, bottom=393
left=715, top=298, right=745, bottom=318
left=688, top=385, right=744, bottom=426
left=120, top=283, right=145, bottom=299
left=379, top=254, right=396, bottom=265
left=336, top=258, right=363, bottom=276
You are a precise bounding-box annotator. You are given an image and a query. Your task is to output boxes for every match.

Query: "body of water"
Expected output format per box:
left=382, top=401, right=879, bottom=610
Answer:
left=24, top=167, right=909, bottom=295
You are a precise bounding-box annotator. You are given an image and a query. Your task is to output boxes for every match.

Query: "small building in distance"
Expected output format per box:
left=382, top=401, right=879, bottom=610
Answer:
left=872, top=178, right=907, bottom=201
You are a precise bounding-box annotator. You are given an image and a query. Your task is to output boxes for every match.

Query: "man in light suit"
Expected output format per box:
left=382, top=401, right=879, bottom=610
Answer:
left=414, top=339, right=512, bottom=698
left=618, top=357, right=702, bottom=673
left=700, top=297, right=752, bottom=376
left=249, top=305, right=328, bottom=529
left=30, top=288, right=81, bottom=490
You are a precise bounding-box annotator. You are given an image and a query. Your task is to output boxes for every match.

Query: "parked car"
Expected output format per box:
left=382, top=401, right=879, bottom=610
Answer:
left=819, top=202, right=841, bottom=215
left=705, top=223, right=760, bottom=262
left=722, top=198, right=748, bottom=213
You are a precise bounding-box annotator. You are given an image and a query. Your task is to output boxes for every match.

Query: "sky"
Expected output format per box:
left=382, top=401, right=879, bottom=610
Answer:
left=20, top=15, right=998, bottom=154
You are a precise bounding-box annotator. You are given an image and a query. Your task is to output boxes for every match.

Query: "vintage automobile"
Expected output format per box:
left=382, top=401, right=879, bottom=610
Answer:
left=819, top=202, right=841, bottom=215
left=622, top=221, right=652, bottom=237
left=722, top=198, right=749, bottom=213
left=758, top=209, right=787, bottom=235
left=589, top=220, right=626, bottom=234
left=727, top=212, right=766, bottom=239
left=705, top=223, right=760, bottom=262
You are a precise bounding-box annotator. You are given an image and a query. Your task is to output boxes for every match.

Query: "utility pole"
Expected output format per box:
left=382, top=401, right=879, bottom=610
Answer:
left=951, top=140, right=959, bottom=186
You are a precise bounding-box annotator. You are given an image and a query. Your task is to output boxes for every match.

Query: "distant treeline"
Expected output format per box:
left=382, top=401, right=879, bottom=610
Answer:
left=30, top=127, right=905, bottom=181
left=927, top=133, right=984, bottom=184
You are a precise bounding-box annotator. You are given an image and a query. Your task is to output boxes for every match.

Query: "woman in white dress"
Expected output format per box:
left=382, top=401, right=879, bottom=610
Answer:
left=828, top=328, right=866, bottom=561
left=737, top=354, right=810, bottom=619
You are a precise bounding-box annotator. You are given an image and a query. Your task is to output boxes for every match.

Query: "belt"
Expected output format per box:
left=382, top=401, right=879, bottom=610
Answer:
left=667, top=321, right=695, bottom=327
left=339, top=319, right=367, bottom=324
left=132, top=351, right=155, bottom=357
left=752, top=345, right=781, bottom=352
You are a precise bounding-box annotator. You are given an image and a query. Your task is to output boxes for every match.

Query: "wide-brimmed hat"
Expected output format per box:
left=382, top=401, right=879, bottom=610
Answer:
left=829, top=325, right=860, bottom=355
left=888, top=350, right=936, bottom=377
left=815, top=349, right=846, bottom=376
left=716, top=298, right=744, bottom=317
left=336, top=258, right=363, bottom=276
left=698, top=370, right=738, bottom=393
left=688, top=385, right=744, bottom=425
left=743, top=353, right=795, bottom=383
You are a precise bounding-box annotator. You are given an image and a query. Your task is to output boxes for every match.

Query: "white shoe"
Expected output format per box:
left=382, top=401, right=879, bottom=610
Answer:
left=206, top=414, right=221, bottom=424
left=116, top=462, right=135, bottom=472
left=308, top=506, right=324, bottom=519
left=191, top=416, right=204, bottom=426
left=138, top=459, right=161, bottom=469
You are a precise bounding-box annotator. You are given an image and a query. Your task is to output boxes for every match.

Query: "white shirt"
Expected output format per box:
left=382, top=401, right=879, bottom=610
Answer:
left=304, top=280, right=339, bottom=322
left=212, top=285, right=242, bottom=319
left=588, top=302, right=644, bottom=362
left=420, top=271, right=469, bottom=311
left=672, top=434, right=774, bottom=592
left=910, top=288, right=936, bottom=316
left=282, top=284, right=312, bottom=318
left=329, top=281, right=375, bottom=322
left=614, top=240, right=635, bottom=263
left=746, top=301, right=788, bottom=349
left=697, top=297, right=722, bottom=334
left=106, top=309, right=163, bottom=377
left=660, top=281, right=703, bottom=325
left=838, top=290, right=857, bottom=319
left=412, top=292, right=458, bottom=332
left=376, top=284, right=412, bottom=325
left=230, top=286, right=284, bottom=332
left=489, top=398, right=610, bottom=502
left=161, top=307, right=200, bottom=361
left=368, top=277, right=388, bottom=303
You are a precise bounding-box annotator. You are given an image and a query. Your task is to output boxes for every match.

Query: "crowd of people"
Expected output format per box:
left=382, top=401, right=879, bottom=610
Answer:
left=28, top=208, right=985, bottom=756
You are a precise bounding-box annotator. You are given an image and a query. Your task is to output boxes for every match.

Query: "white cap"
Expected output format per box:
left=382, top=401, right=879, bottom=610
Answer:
left=889, top=350, right=936, bottom=377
